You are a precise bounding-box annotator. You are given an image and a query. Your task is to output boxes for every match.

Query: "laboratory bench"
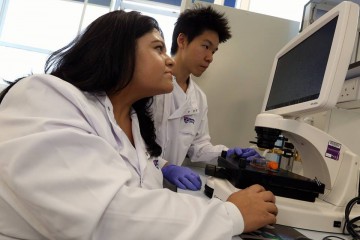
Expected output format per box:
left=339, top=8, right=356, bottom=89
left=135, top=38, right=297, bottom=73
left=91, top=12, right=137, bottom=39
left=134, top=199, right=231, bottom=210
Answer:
left=178, top=166, right=353, bottom=240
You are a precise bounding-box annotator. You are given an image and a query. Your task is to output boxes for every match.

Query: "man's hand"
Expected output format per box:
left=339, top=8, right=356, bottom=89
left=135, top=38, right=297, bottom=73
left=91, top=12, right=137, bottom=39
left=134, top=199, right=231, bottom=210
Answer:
left=227, top=147, right=260, bottom=161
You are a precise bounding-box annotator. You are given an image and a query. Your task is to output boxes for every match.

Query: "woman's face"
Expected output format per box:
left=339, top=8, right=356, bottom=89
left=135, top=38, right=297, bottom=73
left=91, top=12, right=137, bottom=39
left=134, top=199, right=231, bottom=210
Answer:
left=130, top=29, right=174, bottom=98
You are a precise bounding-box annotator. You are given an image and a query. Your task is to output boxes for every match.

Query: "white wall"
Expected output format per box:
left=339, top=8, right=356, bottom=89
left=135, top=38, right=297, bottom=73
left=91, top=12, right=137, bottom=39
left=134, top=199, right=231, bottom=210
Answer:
left=0, top=84, right=7, bottom=92
left=193, top=3, right=300, bottom=148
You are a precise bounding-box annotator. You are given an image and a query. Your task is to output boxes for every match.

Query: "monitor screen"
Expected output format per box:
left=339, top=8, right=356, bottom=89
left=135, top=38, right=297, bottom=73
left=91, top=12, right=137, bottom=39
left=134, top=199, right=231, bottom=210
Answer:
left=261, top=1, right=359, bottom=117
left=265, top=17, right=337, bottom=111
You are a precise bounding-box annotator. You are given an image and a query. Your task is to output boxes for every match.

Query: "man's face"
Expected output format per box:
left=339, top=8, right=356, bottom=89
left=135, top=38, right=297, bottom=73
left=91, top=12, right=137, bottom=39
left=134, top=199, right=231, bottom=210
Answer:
left=180, top=30, right=220, bottom=77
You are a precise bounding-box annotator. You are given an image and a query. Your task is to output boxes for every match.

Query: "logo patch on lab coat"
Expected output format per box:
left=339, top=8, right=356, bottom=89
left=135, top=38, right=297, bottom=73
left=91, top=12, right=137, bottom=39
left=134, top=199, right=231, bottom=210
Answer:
left=153, top=159, right=160, bottom=169
left=184, top=115, right=195, bottom=124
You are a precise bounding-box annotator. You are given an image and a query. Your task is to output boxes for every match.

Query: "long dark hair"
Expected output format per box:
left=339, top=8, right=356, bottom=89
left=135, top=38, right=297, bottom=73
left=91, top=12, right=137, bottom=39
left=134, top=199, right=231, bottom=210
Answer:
left=0, top=10, right=162, bottom=157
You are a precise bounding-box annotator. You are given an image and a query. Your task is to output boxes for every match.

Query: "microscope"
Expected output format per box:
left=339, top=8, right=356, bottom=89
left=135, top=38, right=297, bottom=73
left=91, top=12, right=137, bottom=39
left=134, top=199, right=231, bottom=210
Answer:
left=205, top=1, right=360, bottom=233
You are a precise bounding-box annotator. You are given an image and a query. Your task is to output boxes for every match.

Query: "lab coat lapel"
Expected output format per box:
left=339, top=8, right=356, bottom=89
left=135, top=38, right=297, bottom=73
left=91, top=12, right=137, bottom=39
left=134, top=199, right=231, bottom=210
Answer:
left=131, top=113, right=148, bottom=178
left=169, top=79, right=199, bottom=119
left=118, top=136, right=141, bottom=176
left=102, top=97, right=142, bottom=176
left=168, top=102, right=192, bottom=119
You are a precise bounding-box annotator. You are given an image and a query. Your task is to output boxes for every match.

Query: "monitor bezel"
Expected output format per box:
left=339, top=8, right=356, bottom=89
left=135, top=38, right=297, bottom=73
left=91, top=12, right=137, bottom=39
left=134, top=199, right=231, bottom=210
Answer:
left=261, top=1, right=359, bottom=117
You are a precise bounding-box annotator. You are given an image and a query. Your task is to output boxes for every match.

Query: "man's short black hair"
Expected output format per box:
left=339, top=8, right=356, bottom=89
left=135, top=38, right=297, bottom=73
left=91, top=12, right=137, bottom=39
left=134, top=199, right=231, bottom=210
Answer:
left=171, top=5, right=232, bottom=55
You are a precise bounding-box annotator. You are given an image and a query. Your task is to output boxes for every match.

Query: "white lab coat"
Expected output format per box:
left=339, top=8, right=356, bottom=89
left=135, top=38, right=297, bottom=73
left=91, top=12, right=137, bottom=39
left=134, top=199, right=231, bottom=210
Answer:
left=0, top=75, right=243, bottom=240
left=152, top=77, right=227, bottom=166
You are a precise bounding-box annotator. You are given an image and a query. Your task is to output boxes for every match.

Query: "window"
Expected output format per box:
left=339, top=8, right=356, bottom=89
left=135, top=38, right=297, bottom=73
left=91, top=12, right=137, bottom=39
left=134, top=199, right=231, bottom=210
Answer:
left=0, top=0, right=310, bottom=85
left=0, top=0, right=110, bottom=82
left=0, top=0, right=179, bottom=84
left=246, top=0, right=310, bottom=22
left=120, top=0, right=179, bottom=54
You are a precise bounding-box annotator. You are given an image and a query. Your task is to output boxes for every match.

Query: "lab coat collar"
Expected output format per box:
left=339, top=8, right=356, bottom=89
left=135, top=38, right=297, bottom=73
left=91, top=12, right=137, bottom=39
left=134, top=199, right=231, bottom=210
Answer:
left=97, top=95, right=148, bottom=178
left=168, top=76, right=199, bottom=120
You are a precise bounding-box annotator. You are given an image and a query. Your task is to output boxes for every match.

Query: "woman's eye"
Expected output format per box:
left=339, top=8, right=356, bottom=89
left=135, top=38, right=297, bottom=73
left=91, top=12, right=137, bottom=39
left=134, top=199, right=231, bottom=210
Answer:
left=202, top=45, right=209, bottom=49
left=155, top=46, right=164, bottom=52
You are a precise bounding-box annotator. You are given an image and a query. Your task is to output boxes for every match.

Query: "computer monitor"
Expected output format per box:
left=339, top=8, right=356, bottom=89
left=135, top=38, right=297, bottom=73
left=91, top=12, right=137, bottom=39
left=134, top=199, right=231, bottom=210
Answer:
left=261, top=1, right=359, bottom=117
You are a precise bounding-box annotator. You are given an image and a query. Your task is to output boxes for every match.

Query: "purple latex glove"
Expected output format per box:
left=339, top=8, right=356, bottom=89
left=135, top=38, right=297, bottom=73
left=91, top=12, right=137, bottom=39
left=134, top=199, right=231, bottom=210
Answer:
left=226, top=147, right=260, bottom=161
left=162, top=164, right=202, bottom=191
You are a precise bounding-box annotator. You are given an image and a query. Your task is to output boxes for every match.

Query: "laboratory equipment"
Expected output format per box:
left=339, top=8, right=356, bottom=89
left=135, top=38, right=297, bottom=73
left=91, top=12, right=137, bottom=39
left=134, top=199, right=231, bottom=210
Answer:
left=205, top=1, right=360, bottom=233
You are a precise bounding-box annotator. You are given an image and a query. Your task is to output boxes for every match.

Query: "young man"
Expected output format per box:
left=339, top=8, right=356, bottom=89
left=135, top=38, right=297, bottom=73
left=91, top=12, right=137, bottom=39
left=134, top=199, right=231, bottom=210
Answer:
left=154, top=5, right=260, bottom=190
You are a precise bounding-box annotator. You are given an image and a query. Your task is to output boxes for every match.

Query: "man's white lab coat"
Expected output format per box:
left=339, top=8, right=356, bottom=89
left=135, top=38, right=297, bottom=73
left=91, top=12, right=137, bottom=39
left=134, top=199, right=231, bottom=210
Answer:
left=152, top=77, right=227, bottom=166
left=0, top=75, right=243, bottom=240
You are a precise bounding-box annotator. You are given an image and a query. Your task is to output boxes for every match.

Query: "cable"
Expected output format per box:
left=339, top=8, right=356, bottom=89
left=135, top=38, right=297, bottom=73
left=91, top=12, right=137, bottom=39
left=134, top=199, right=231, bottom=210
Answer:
left=322, top=236, right=347, bottom=240
left=343, top=196, right=360, bottom=239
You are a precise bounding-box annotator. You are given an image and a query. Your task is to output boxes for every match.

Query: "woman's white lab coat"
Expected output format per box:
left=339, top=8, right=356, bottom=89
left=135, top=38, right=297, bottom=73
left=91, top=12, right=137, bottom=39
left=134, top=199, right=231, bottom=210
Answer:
left=0, top=75, right=243, bottom=240
left=152, top=77, right=227, bottom=166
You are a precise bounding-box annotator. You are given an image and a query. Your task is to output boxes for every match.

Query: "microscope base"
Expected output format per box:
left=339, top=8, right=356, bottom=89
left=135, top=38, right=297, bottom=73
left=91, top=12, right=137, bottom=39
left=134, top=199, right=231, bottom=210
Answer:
left=206, top=177, right=360, bottom=234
